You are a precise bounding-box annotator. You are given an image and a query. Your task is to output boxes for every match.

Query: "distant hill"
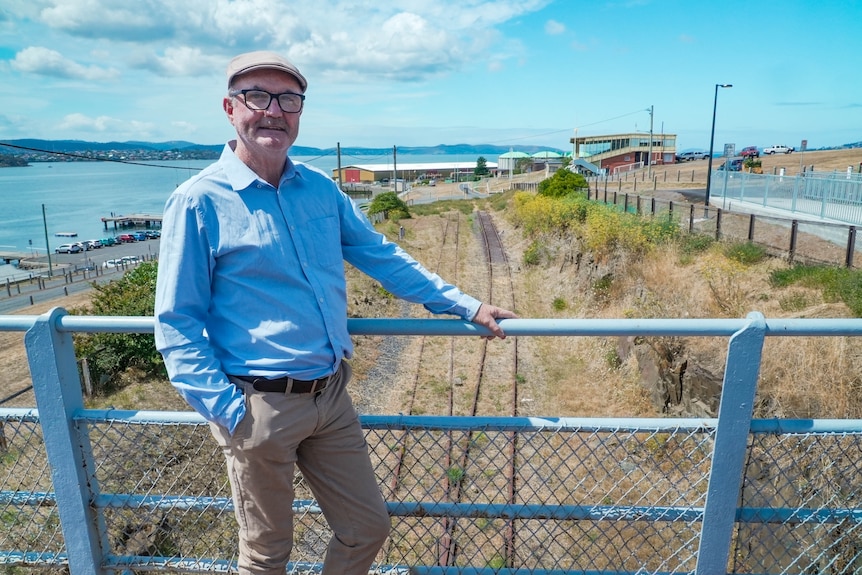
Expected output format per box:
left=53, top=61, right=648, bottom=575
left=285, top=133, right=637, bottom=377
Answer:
left=0, top=139, right=565, bottom=157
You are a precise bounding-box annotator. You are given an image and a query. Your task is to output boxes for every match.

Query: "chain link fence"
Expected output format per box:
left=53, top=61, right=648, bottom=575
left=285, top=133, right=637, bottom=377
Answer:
left=3, top=410, right=862, bottom=573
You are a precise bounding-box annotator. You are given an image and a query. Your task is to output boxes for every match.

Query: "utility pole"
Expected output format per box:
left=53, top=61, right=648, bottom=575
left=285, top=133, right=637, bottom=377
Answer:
left=648, top=105, right=654, bottom=178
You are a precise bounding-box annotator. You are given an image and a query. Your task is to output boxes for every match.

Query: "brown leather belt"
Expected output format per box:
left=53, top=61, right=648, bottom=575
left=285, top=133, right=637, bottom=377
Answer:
left=233, top=374, right=332, bottom=394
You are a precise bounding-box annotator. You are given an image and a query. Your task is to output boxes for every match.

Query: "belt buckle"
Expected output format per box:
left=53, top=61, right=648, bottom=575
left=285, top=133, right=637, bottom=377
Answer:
left=310, top=374, right=332, bottom=394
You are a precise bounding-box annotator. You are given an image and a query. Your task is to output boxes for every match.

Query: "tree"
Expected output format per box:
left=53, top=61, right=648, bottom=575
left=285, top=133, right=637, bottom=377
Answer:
left=72, top=261, right=164, bottom=393
left=474, top=156, right=490, bottom=177
left=537, top=168, right=589, bottom=198
left=515, top=157, right=532, bottom=174
left=367, top=191, right=411, bottom=220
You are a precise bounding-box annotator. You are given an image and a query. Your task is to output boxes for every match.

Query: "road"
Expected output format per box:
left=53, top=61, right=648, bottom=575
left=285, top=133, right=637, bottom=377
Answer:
left=0, top=239, right=159, bottom=314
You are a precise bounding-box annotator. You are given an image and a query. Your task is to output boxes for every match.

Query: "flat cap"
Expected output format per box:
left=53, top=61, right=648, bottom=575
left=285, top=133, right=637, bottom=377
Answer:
left=226, top=50, right=308, bottom=92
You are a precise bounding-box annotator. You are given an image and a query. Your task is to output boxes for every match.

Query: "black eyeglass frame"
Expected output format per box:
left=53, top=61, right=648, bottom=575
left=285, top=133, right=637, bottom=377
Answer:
left=229, top=89, right=306, bottom=113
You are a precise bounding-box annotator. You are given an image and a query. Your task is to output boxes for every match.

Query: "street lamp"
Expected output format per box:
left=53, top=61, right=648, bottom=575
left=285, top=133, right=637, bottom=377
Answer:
left=705, top=83, right=732, bottom=208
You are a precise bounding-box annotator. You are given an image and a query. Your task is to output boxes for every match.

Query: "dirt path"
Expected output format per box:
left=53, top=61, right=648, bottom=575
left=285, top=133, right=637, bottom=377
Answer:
left=1, top=291, right=93, bottom=406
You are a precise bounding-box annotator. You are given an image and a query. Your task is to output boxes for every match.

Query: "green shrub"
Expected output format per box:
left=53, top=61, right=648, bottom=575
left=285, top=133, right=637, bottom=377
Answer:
left=537, top=168, right=588, bottom=198
left=723, top=241, right=766, bottom=265
left=679, top=234, right=715, bottom=255
left=552, top=297, right=567, bottom=311
left=72, top=261, right=164, bottom=393
left=367, top=191, right=411, bottom=220
left=523, top=240, right=545, bottom=266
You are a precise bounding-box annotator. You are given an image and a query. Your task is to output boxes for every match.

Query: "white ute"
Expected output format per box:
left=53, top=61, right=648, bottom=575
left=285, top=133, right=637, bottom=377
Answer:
left=763, top=144, right=794, bottom=155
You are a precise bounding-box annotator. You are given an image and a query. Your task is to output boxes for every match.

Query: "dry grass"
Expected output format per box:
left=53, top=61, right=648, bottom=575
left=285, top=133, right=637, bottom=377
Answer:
left=499, top=215, right=862, bottom=419
left=3, top=173, right=861, bottom=419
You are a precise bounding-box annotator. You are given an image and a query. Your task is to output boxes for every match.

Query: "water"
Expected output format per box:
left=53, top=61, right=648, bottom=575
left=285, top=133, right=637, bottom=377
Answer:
left=0, top=152, right=487, bottom=276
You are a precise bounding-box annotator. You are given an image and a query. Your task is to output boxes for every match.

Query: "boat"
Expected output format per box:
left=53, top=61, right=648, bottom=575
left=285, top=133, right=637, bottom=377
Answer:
left=54, top=232, right=78, bottom=237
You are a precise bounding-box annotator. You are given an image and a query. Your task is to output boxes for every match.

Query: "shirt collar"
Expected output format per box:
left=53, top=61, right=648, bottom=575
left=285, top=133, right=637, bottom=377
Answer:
left=221, top=141, right=298, bottom=191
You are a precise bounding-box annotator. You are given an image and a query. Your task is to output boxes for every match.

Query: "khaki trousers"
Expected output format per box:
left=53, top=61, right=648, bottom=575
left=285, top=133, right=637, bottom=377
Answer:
left=211, top=362, right=390, bottom=575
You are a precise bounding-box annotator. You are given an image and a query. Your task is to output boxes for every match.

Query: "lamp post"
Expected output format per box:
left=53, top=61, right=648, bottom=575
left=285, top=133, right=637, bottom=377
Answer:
left=705, top=83, right=732, bottom=208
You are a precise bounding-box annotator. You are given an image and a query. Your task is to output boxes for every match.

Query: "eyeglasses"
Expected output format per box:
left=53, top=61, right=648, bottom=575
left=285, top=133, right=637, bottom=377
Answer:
left=229, top=89, right=305, bottom=113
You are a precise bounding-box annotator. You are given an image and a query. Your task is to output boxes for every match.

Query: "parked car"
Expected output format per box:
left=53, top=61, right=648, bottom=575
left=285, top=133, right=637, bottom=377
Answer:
left=85, top=239, right=102, bottom=249
left=55, top=243, right=82, bottom=254
left=676, top=150, right=710, bottom=162
left=99, top=237, right=117, bottom=247
left=117, top=234, right=137, bottom=243
left=145, top=230, right=161, bottom=239
left=132, top=231, right=148, bottom=241
left=763, top=144, right=794, bottom=155
left=740, top=146, right=760, bottom=158
left=717, top=157, right=744, bottom=172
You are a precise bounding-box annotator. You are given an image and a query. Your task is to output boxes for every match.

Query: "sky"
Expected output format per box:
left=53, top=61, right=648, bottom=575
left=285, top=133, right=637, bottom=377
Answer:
left=1, top=0, right=861, bottom=153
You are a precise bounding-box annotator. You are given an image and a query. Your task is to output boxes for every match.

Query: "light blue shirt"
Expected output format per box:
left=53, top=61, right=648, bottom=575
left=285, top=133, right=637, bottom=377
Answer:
left=154, top=143, right=481, bottom=433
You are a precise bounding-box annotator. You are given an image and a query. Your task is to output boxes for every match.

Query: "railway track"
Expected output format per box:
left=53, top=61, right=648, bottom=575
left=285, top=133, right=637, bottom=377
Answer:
left=380, top=209, right=521, bottom=568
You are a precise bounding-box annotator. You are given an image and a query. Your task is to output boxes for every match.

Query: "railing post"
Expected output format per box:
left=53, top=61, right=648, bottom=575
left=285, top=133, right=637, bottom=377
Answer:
left=715, top=209, right=722, bottom=241
left=789, top=220, right=799, bottom=263
left=846, top=226, right=857, bottom=268
left=24, top=307, right=108, bottom=575
left=695, top=312, right=766, bottom=575
left=748, top=214, right=756, bottom=242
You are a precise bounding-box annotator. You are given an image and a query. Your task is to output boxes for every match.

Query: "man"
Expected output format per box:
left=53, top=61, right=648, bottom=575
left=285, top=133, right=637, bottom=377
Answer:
left=153, top=50, right=516, bottom=575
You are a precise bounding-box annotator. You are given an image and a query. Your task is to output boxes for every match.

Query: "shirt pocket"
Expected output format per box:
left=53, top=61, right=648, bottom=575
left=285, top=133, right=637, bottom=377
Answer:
left=305, top=215, right=342, bottom=269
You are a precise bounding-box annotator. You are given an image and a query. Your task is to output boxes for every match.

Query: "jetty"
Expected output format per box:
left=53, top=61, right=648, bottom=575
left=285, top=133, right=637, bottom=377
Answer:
left=0, top=250, right=31, bottom=265
left=101, top=213, right=163, bottom=231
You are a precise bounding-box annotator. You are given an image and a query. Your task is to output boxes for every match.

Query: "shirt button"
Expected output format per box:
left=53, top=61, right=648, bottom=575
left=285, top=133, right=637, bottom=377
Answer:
left=319, top=298, right=324, bottom=303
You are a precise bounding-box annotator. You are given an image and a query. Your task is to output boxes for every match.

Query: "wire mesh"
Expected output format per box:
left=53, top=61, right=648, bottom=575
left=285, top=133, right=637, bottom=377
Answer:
left=0, top=414, right=67, bottom=569
left=5, top=410, right=862, bottom=574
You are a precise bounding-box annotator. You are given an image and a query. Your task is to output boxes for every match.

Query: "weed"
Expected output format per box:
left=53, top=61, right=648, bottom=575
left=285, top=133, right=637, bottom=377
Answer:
left=679, top=234, right=714, bottom=256
left=605, top=349, right=622, bottom=369
left=723, top=241, right=766, bottom=265
left=770, top=264, right=862, bottom=317
left=447, top=466, right=465, bottom=484
left=591, top=274, right=614, bottom=302
left=523, top=240, right=545, bottom=266
left=779, top=292, right=813, bottom=312
left=552, top=297, right=567, bottom=311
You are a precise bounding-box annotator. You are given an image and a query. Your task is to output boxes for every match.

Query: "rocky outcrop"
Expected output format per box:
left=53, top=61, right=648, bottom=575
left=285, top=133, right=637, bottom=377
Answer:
left=617, top=336, right=723, bottom=417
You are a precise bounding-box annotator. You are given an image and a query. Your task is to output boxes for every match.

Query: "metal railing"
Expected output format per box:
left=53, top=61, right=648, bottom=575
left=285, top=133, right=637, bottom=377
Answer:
left=710, top=170, right=862, bottom=227
left=2, top=309, right=862, bottom=574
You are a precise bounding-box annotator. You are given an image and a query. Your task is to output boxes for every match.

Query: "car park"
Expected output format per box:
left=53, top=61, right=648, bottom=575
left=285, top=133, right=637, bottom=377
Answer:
left=763, top=144, right=794, bottom=154
left=55, top=243, right=83, bottom=254
left=676, top=150, right=709, bottom=162
left=740, top=146, right=760, bottom=158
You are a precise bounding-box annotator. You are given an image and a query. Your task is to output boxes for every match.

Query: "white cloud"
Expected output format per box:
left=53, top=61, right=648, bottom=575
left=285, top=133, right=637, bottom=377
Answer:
left=11, top=47, right=119, bottom=80
left=131, top=46, right=223, bottom=77
left=59, top=112, right=156, bottom=137
left=545, top=19, right=566, bottom=35
left=6, top=0, right=554, bottom=84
